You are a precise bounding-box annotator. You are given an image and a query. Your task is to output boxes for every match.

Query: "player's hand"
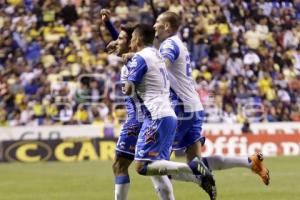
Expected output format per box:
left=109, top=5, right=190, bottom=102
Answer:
left=122, top=53, right=134, bottom=62
left=100, top=9, right=111, bottom=22
left=106, top=40, right=117, bottom=54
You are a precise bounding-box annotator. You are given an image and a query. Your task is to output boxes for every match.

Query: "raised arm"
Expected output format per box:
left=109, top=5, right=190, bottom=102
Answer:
left=100, top=9, right=119, bottom=40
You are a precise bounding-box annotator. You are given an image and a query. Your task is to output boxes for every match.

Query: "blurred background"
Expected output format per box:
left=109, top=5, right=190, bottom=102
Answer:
left=0, top=0, right=299, bottom=155
left=0, top=0, right=299, bottom=128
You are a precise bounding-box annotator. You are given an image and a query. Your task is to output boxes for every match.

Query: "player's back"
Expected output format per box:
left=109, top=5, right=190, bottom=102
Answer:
left=128, top=47, right=175, bottom=120
left=159, top=35, right=203, bottom=113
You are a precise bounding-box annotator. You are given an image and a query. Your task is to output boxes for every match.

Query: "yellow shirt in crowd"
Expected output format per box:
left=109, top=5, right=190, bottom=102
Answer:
left=46, top=104, right=58, bottom=117
left=15, top=92, right=25, bottom=105
left=7, top=0, right=22, bottom=6
left=218, top=23, right=230, bottom=35
left=258, top=77, right=272, bottom=94
left=74, top=109, right=89, bottom=122
left=33, top=103, right=44, bottom=116
left=265, top=88, right=276, bottom=101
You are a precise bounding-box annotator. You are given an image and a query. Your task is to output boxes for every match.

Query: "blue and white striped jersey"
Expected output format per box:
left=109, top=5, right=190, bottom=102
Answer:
left=159, top=35, right=204, bottom=112
left=121, top=64, right=143, bottom=122
left=128, top=47, right=176, bottom=120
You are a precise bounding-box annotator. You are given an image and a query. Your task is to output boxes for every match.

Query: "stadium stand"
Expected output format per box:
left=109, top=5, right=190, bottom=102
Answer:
left=0, top=0, right=299, bottom=127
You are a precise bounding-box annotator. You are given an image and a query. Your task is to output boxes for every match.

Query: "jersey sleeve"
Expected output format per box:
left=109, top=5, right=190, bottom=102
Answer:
left=159, top=39, right=180, bottom=63
left=105, top=20, right=119, bottom=40
left=120, top=65, right=129, bottom=83
left=128, top=54, right=148, bottom=84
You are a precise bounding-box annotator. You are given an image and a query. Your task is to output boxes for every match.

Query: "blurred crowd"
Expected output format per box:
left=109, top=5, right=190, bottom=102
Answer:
left=0, top=0, right=299, bottom=128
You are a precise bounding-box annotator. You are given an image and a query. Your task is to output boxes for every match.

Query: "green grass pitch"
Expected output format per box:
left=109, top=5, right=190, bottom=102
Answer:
left=0, top=156, right=299, bottom=200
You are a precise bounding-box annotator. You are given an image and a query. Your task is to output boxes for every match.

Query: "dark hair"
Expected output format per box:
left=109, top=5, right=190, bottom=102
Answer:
left=134, top=24, right=155, bottom=46
left=121, top=23, right=136, bottom=42
left=161, top=11, right=180, bottom=32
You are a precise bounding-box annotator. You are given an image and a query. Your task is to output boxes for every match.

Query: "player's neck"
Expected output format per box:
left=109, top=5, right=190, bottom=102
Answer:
left=161, top=32, right=177, bottom=42
left=136, top=44, right=148, bottom=51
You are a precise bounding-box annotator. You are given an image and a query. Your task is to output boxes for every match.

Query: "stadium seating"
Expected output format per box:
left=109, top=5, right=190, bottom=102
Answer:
left=0, top=0, right=299, bottom=127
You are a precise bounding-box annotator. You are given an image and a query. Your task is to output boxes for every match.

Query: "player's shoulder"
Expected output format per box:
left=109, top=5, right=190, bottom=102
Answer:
left=127, top=53, right=146, bottom=69
left=160, top=35, right=181, bottom=53
left=138, top=47, right=160, bottom=60
left=139, top=46, right=158, bottom=56
left=162, top=35, right=181, bottom=46
left=161, top=38, right=176, bottom=49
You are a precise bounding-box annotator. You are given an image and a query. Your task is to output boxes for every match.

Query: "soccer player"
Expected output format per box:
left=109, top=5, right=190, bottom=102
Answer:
left=104, top=20, right=213, bottom=199
left=103, top=9, right=268, bottom=200
left=153, top=11, right=269, bottom=187
left=112, top=27, right=142, bottom=200
left=101, top=11, right=176, bottom=200
left=124, top=24, right=216, bottom=200
left=102, top=10, right=218, bottom=200
left=103, top=24, right=174, bottom=200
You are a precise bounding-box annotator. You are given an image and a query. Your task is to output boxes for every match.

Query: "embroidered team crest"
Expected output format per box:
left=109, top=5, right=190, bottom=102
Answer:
left=127, top=57, right=137, bottom=69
